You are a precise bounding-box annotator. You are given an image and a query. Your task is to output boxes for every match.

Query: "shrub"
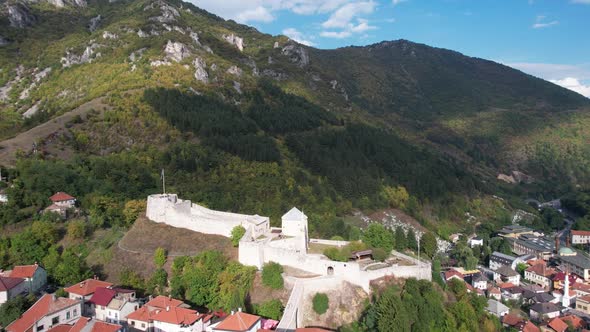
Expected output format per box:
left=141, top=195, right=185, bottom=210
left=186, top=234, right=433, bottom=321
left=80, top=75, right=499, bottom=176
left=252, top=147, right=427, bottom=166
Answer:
left=312, top=293, right=329, bottom=315
left=231, top=225, right=246, bottom=247
left=262, top=262, right=284, bottom=289
left=67, top=220, right=86, bottom=240
left=372, top=248, right=388, bottom=262
left=323, top=247, right=347, bottom=262
left=255, top=299, right=284, bottom=320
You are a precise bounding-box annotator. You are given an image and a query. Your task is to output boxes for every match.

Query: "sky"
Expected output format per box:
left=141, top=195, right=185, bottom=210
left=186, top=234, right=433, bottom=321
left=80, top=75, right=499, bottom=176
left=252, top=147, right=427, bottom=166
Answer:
left=189, top=0, right=590, bottom=97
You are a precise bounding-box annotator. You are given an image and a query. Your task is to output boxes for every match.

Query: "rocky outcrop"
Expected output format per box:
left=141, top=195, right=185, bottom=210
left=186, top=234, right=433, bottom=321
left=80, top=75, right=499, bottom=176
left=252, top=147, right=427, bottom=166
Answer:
left=150, top=59, right=171, bottom=67
left=137, top=29, right=149, bottom=38
left=22, top=101, right=41, bottom=118
left=20, top=67, right=52, bottom=100
left=129, top=48, right=147, bottom=62
left=146, top=0, right=180, bottom=23
left=61, top=43, right=101, bottom=67
left=0, top=65, right=24, bottom=101
left=102, top=31, right=118, bottom=39
left=226, top=65, right=242, bottom=77
left=7, top=3, right=36, bottom=28
left=233, top=81, right=242, bottom=94
left=189, top=31, right=201, bottom=46
left=223, top=34, right=244, bottom=51
left=193, top=57, right=208, bottom=83
left=281, top=42, right=310, bottom=68
left=0, top=36, right=8, bottom=46
left=262, top=69, right=287, bottom=81
left=45, top=0, right=86, bottom=7
left=88, top=15, right=101, bottom=32
left=164, top=41, right=191, bottom=62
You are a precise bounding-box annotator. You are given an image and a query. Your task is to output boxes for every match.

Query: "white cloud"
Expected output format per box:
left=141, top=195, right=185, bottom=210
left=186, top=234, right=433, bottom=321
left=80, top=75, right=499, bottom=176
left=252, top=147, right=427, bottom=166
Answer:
left=320, top=30, right=352, bottom=38
left=282, top=27, right=315, bottom=46
left=532, top=15, right=558, bottom=29
left=549, top=78, right=590, bottom=97
left=392, top=0, right=407, bottom=5
left=322, top=1, right=376, bottom=28
left=235, top=6, right=275, bottom=23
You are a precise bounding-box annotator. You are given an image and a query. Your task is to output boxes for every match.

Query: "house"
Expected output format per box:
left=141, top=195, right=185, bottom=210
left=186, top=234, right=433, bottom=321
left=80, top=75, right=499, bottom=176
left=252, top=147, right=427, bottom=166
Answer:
left=89, top=287, right=139, bottom=326
left=469, top=237, right=484, bottom=248
left=488, top=287, right=501, bottom=300
left=502, top=286, right=524, bottom=301
left=126, top=295, right=194, bottom=331
left=523, top=291, right=555, bottom=305
left=575, top=294, right=590, bottom=314
left=210, top=311, right=261, bottom=332
left=152, top=306, right=205, bottom=332
left=45, top=192, right=76, bottom=218
left=529, top=302, right=561, bottom=321
left=502, top=313, right=524, bottom=329
left=0, top=276, right=26, bottom=305
left=485, top=299, right=509, bottom=318
left=525, top=264, right=555, bottom=289
left=509, top=235, right=555, bottom=260
left=561, top=315, right=585, bottom=330
left=490, top=252, right=517, bottom=271
left=8, top=263, right=47, bottom=293
left=572, top=282, right=590, bottom=297
left=443, top=269, right=464, bottom=283
left=496, top=265, right=521, bottom=286
left=541, top=317, right=568, bottom=332
left=522, top=321, right=541, bottom=332
left=47, top=317, right=123, bottom=332
left=551, top=271, right=579, bottom=290
left=471, top=273, right=488, bottom=290
left=5, top=294, right=82, bottom=332
left=572, top=230, right=590, bottom=245
left=64, top=278, right=113, bottom=316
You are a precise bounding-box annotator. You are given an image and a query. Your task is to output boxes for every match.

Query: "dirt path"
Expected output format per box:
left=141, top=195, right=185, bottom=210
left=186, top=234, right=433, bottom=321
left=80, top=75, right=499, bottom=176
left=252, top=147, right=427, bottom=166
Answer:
left=0, top=97, right=110, bottom=166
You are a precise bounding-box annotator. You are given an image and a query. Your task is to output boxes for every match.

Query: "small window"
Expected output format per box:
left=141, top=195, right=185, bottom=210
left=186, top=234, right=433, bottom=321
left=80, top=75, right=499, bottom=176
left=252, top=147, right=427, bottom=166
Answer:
left=67, top=311, right=71, bottom=319
left=142, top=323, right=146, bottom=328
left=131, top=321, right=135, bottom=326
left=73, top=308, right=78, bottom=316
left=38, top=325, right=45, bottom=331
left=52, top=316, right=59, bottom=325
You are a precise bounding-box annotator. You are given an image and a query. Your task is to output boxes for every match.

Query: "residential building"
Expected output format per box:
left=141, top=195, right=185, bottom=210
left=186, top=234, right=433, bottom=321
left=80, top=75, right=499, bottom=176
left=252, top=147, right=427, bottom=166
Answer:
left=559, top=250, right=590, bottom=281
left=46, top=192, right=76, bottom=218
left=210, top=311, right=261, bottom=332
left=47, top=318, right=123, bottom=332
left=575, top=294, right=590, bottom=314
left=487, top=287, right=501, bottom=301
left=571, top=230, right=590, bottom=245
left=127, top=295, right=188, bottom=331
left=0, top=276, right=26, bottom=305
left=502, top=314, right=523, bottom=329
left=469, top=237, right=484, bottom=248
left=552, top=271, right=580, bottom=290
left=5, top=294, right=82, bottom=332
left=561, top=315, right=585, bottom=331
left=499, top=225, right=535, bottom=238
left=443, top=270, right=464, bottom=283
left=8, top=263, right=47, bottom=293
left=64, top=278, right=113, bottom=316
left=523, top=291, right=555, bottom=305
left=485, top=299, right=509, bottom=318
left=472, top=273, right=488, bottom=290
left=529, top=302, right=561, bottom=321
left=525, top=264, right=555, bottom=289
left=572, top=282, right=590, bottom=297
left=152, top=306, right=206, bottom=332
left=541, top=317, right=568, bottom=332
left=496, top=265, right=521, bottom=286
left=490, top=252, right=517, bottom=271
left=89, top=287, right=139, bottom=326
left=502, top=286, right=524, bottom=301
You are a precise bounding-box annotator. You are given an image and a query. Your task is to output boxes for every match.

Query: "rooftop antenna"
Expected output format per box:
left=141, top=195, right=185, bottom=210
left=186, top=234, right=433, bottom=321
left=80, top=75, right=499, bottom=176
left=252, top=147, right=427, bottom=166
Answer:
left=160, top=169, right=166, bottom=195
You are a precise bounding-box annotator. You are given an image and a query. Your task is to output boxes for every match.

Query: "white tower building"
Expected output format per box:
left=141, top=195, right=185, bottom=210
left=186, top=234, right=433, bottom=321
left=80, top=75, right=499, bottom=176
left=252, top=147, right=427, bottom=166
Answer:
left=281, top=207, right=309, bottom=252
left=563, top=271, right=571, bottom=308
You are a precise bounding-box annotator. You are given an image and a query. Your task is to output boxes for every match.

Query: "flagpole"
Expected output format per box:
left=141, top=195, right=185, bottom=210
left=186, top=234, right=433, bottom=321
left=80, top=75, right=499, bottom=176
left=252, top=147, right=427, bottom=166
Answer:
left=161, top=169, right=166, bottom=195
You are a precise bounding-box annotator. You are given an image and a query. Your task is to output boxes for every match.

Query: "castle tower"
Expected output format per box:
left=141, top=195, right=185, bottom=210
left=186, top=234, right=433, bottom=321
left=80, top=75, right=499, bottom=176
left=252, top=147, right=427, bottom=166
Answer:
left=563, top=271, right=571, bottom=308
left=281, top=207, right=309, bottom=252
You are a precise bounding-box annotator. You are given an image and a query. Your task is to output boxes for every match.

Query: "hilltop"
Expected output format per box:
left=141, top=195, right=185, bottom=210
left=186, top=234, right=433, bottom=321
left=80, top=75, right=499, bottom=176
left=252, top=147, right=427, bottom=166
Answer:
left=0, top=0, right=589, bottom=233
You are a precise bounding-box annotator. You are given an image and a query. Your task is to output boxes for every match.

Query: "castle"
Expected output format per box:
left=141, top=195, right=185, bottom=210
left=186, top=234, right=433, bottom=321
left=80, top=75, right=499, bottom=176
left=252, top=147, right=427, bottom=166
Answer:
left=146, top=194, right=431, bottom=292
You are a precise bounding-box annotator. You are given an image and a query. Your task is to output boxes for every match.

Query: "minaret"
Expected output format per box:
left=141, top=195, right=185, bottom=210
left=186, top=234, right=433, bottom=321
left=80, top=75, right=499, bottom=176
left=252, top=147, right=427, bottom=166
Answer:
left=563, top=271, right=571, bottom=307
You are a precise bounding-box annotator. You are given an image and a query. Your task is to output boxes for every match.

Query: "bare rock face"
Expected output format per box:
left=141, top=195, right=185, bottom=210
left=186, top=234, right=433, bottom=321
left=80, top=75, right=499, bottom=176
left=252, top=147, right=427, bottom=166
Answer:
left=150, top=59, right=171, bottom=67
left=22, top=101, right=41, bottom=118
left=226, top=65, right=242, bottom=77
left=102, top=31, right=118, bottom=39
left=223, top=34, right=244, bottom=51
left=46, top=0, right=86, bottom=7
left=146, top=0, right=180, bottom=23
left=189, top=31, right=201, bottom=46
left=88, top=15, right=101, bottom=32
left=164, top=41, right=191, bottom=62
left=129, top=48, right=147, bottom=62
left=137, top=29, right=149, bottom=38
left=281, top=42, right=310, bottom=68
left=0, top=35, right=8, bottom=46
left=193, top=57, right=208, bottom=83
left=61, top=43, right=101, bottom=67
left=20, top=67, right=52, bottom=100
left=7, top=4, right=36, bottom=28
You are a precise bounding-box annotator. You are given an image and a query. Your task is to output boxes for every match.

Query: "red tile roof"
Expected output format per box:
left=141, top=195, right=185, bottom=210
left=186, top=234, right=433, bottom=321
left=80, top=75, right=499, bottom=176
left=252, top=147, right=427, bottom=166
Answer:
left=5, top=294, right=79, bottom=332
left=522, top=321, right=540, bottom=332
left=552, top=271, right=579, bottom=284
left=502, top=314, right=523, bottom=327
left=0, top=276, right=24, bottom=291
left=88, top=287, right=117, bottom=306
left=562, top=315, right=585, bottom=329
left=573, top=283, right=590, bottom=294
left=444, top=270, right=464, bottom=281
left=145, top=295, right=184, bottom=309
left=50, top=192, right=75, bottom=202
left=9, top=264, right=41, bottom=279
left=526, top=264, right=555, bottom=277
left=64, top=318, right=121, bottom=332
left=64, top=279, right=113, bottom=296
left=579, top=294, right=590, bottom=303
left=296, top=329, right=332, bottom=332
left=86, top=321, right=122, bottom=332
left=547, top=317, right=569, bottom=332
left=572, top=230, right=590, bottom=236
left=48, top=325, right=74, bottom=332
left=152, top=307, right=201, bottom=325
left=69, top=318, right=91, bottom=332
left=498, top=282, right=516, bottom=289
left=214, top=312, right=261, bottom=332
left=126, top=306, right=153, bottom=322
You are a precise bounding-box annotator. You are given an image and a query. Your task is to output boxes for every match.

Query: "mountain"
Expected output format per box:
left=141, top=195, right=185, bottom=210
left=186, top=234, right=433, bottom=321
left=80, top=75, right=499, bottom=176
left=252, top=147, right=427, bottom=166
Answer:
left=1, top=0, right=589, bottom=233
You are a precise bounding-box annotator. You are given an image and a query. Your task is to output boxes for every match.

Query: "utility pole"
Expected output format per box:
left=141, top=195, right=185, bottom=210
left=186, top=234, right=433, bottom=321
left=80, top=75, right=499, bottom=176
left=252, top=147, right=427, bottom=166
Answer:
left=161, top=169, right=166, bottom=194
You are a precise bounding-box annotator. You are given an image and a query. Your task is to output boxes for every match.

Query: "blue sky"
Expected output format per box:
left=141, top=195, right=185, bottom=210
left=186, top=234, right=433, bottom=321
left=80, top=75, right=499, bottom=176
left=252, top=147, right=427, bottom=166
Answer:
left=190, top=0, right=590, bottom=97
